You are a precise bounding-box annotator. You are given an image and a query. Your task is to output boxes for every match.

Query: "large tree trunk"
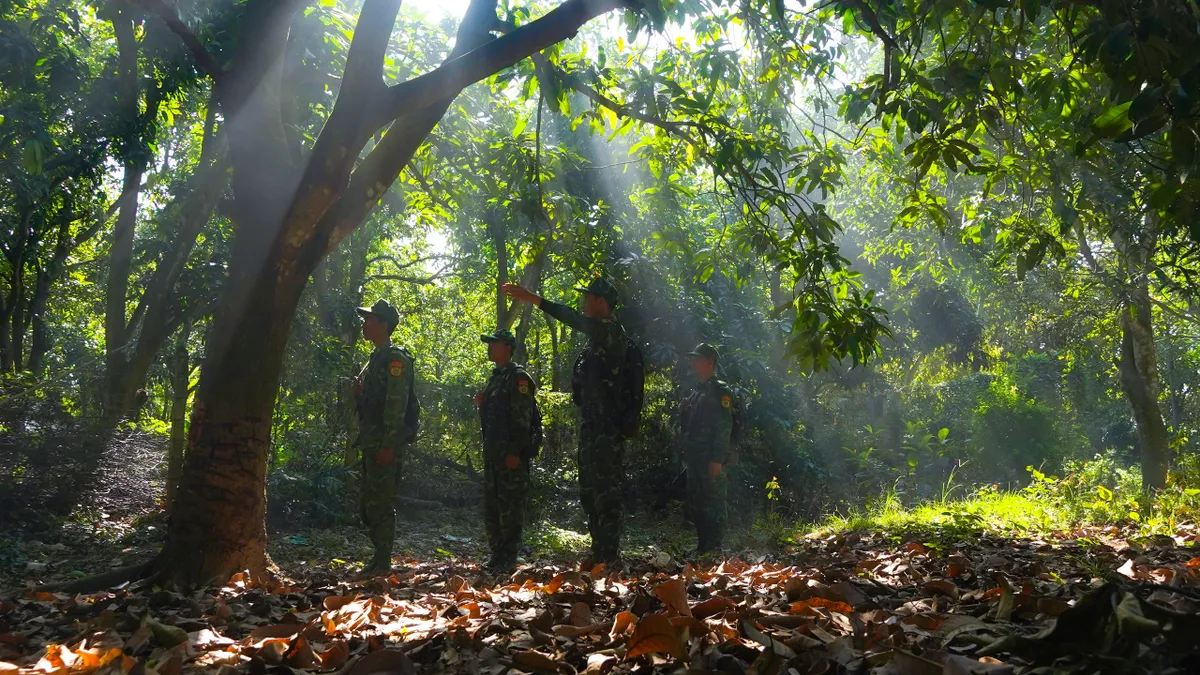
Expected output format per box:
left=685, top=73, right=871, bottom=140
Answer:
left=1118, top=282, right=1170, bottom=491
left=159, top=269, right=306, bottom=582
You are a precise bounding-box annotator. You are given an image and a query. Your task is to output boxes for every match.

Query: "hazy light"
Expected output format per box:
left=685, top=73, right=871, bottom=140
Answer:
left=404, top=0, right=472, bottom=21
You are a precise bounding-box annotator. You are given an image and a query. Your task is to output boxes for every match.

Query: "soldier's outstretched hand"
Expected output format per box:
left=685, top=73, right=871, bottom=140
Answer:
left=502, top=283, right=539, bottom=305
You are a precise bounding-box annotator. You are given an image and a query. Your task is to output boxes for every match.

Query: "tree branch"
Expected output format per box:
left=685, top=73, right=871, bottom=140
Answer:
left=129, top=0, right=224, bottom=80
left=272, top=0, right=404, bottom=268
left=542, top=60, right=700, bottom=145
left=339, top=0, right=401, bottom=101
left=370, top=0, right=628, bottom=129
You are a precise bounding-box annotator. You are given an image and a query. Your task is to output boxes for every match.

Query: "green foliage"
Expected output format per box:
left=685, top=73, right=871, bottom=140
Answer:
left=815, top=455, right=1200, bottom=545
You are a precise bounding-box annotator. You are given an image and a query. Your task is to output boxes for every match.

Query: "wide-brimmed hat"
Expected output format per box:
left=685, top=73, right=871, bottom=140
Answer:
left=356, top=299, right=400, bottom=331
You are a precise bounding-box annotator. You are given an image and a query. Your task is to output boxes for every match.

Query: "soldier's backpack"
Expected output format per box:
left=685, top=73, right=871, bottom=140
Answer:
left=529, top=403, right=544, bottom=459
left=569, top=330, right=645, bottom=438
left=726, top=388, right=746, bottom=465
left=400, top=348, right=420, bottom=443
left=618, top=338, right=645, bottom=439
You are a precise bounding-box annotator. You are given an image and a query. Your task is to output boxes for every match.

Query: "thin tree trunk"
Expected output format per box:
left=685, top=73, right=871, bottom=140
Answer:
left=1118, top=284, right=1171, bottom=490
left=166, top=323, right=191, bottom=512
left=1, top=211, right=30, bottom=373
left=490, top=213, right=508, bottom=329
left=104, top=15, right=148, bottom=423
left=341, top=225, right=372, bottom=467
left=28, top=218, right=71, bottom=373
left=513, top=302, right=534, bottom=362
left=548, top=313, right=560, bottom=391
left=768, top=266, right=789, bottom=372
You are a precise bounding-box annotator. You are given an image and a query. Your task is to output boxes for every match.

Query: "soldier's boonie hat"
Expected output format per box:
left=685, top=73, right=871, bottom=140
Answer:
left=356, top=299, right=400, bottom=331
left=481, top=328, right=517, bottom=348
left=575, top=277, right=619, bottom=306
left=688, top=343, right=720, bottom=361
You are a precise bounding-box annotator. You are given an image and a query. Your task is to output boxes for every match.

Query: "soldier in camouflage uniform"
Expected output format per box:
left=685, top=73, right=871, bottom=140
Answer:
left=679, top=343, right=734, bottom=556
left=503, top=277, right=628, bottom=564
left=351, top=299, right=414, bottom=574
left=476, top=328, right=539, bottom=573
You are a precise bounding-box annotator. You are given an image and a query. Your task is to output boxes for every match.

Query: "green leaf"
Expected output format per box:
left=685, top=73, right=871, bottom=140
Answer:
left=22, top=140, right=44, bottom=174
left=1091, top=102, right=1133, bottom=138
left=1096, top=485, right=1113, bottom=502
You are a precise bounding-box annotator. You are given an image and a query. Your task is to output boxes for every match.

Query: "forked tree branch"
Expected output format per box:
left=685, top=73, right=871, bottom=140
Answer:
left=308, top=0, right=626, bottom=262
left=340, top=0, right=402, bottom=100
left=370, top=0, right=629, bottom=129
left=278, top=0, right=404, bottom=265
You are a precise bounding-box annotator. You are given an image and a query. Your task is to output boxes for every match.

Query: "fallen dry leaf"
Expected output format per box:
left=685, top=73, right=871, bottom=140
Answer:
left=512, top=650, right=559, bottom=673
left=625, top=614, right=686, bottom=661
left=570, top=601, right=592, bottom=627
left=653, top=578, right=690, bottom=617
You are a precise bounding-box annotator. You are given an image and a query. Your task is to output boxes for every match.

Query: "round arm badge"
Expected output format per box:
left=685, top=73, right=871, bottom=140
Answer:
left=389, top=360, right=405, bottom=377
left=517, top=378, right=530, bottom=395
left=721, top=394, right=732, bottom=409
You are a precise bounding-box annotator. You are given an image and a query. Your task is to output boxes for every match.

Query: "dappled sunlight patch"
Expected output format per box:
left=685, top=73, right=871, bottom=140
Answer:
left=524, top=521, right=592, bottom=555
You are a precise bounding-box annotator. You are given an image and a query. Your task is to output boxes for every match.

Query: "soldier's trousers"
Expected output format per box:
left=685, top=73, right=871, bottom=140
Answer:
left=359, top=444, right=403, bottom=561
left=578, top=422, right=625, bottom=561
left=686, top=459, right=727, bottom=553
left=483, top=455, right=530, bottom=562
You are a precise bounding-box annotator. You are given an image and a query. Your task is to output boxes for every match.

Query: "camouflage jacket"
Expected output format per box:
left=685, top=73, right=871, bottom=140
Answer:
left=480, top=362, right=538, bottom=461
left=355, top=343, right=413, bottom=453
left=540, top=300, right=627, bottom=424
left=679, top=377, right=734, bottom=465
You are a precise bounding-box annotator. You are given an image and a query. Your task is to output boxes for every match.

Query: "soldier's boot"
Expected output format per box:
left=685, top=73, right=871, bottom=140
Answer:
left=362, top=549, right=393, bottom=575
left=485, top=554, right=516, bottom=574
left=363, top=528, right=394, bottom=574
left=695, top=524, right=720, bottom=559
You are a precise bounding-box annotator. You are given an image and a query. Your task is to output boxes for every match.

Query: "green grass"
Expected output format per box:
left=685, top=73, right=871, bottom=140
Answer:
left=811, top=489, right=1075, bottom=540
left=802, top=478, right=1200, bottom=545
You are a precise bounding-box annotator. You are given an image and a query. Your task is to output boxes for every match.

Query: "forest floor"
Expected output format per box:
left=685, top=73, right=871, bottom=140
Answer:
left=3, top=436, right=1200, bottom=674
left=3, top=505, right=1199, bottom=675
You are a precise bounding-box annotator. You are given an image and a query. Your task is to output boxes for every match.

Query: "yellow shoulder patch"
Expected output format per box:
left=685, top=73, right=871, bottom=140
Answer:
left=389, top=359, right=404, bottom=377
left=721, top=394, right=732, bottom=409
left=518, top=378, right=530, bottom=395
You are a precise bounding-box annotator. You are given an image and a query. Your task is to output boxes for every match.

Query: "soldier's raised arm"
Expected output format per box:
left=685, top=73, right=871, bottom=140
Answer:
left=503, top=283, right=587, bottom=333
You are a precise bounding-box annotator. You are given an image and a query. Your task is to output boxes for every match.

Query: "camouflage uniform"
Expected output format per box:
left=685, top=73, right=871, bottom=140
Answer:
left=479, top=352, right=538, bottom=568
left=354, top=340, right=414, bottom=569
left=679, top=376, right=734, bottom=554
left=540, top=282, right=629, bottom=562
